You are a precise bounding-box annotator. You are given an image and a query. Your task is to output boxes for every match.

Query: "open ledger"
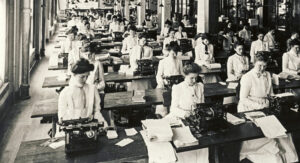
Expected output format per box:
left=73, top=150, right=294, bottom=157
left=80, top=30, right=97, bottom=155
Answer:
left=141, top=119, right=173, bottom=142
left=254, top=115, right=287, bottom=139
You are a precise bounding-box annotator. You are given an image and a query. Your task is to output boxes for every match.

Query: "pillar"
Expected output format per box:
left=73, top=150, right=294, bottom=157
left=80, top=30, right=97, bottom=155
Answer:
left=197, top=0, right=219, bottom=34
left=41, top=0, right=46, bottom=57
left=34, top=0, right=41, bottom=60
left=137, top=0, right=146, bottom=26
left=20, top=0, right=31, bottom=100
left=160, top=0, right=171, bottom=32
left=124, top=0, right=130, bottom=21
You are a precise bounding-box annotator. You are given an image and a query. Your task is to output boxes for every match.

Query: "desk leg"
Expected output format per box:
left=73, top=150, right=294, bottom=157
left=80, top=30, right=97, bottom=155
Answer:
left=109, top=110, right=115, bottom=128
left=51, top=116, right=57, bottom=141
left=213, top=146, right=220, bottom=163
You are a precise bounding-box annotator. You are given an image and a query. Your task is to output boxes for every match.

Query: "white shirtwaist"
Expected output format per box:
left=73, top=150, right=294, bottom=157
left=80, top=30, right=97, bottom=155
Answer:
left=121, top=35, right=138, bottom=54
left=282, top=50, right=300, bottom=75
left=250, top=40, right=269, bottom=63
left=238, top=69, right=298, bottom=163
left=165, top=81, right=209, bottom=163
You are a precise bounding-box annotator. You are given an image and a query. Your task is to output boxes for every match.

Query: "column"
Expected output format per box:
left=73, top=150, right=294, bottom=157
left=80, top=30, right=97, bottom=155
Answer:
left=41, top=0, right=46, bottom=57
left=137, top=0, right=146, bottom=26
left=20, top=0, right=32, bottom=100
left=34, top=0, right=41, bottom=60
left=124, top=0, right=130, bottom=21
left=160, top=0, right=171, bottom=31
left=197, top=0, right=219, bottom=34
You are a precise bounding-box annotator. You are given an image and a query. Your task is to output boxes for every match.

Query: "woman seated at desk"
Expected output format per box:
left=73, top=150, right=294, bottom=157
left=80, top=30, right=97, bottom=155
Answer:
left=282, top=39, right=300, bottom=75
left=61, top=26, right=78, bottom=54
left=128, top=33, right=153, bottom=90
left=68, top=36, right=89, bottom=75
left=163, top=28, right=177, bottom=56
left=224, top=42, right=249, bottom=104
left=81, top=22, right=95, bottom=40
left=223, top=30, right=238, bottom=52
left=160, top=20, right=172, bottom=38
left=250, top=31, right=270, bottom=63
left=156, top=41, right=183, bottom=89
left=175, top=23, right=188, bottom=40
left=165, top=63, right=208, bottom=163
left=238, top=52, right=298, bottom=163
left=109, top=18, right=125, bottom=34
left=194, top=33, right=220, bottom=83
left=58, top=58, right=108, bottom=127
left=121, top=25, right=138, bottom=54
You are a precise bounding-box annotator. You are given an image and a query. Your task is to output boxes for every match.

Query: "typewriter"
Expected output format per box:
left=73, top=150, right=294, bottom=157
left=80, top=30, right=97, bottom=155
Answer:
left=184, top=103, right=227, bottom=137
left=134, top=59, right=155, bottom=76
left=266, top=94, right=297, bottom=117
left=163, top=75, right=184, bottom=89
left=59, top=118, right=104, bottom=155
left=112, top=32, right=123, bottom=42
left=178, top=39, right=193, bottom=54
left=58, top=53, right=68, bottom=67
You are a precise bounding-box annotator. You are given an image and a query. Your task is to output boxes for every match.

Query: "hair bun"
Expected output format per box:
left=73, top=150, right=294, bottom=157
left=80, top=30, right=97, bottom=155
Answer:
left=71, top=58, right=94, bottom=74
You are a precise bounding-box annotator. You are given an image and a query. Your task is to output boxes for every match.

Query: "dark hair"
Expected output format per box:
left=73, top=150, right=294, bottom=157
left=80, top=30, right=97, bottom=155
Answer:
left=168, top=28, right=175, bottom=33
left=291, top=31, right=299, bottom=36
left=128, top=25, right=137, bottom=31
left=117, top=18, right=123, bottom=22
left=71, top=58, right=94, bottom=74
left=66, top=26, right=78, bottom=35
left=257, top=30, right=264, bottom=36
left=178, top=22, right=185, bottom=28
left=112, top=15, right=117, bottom=19
left=84, top=21, right=90, bottom=26
left=255, top=51, right=270, bottom=63
left=166, top=41, right=180, bottom=52
left=224, top=29, right=234, bottom=35
left=165, top=20, right=172, bottom=26
left=290, top=39, right=300, bottom=47
left=234, top=41, right=244, bottom=49
left=201, top=33, right=210, bottom=40
left=183, top=63, right=200, bottom=75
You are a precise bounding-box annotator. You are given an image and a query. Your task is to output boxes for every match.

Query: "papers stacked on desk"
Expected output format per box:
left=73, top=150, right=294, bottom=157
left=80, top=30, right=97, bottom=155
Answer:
left=141, top=119, right=173, bottom=142
left=140, top=130, right=177, bottom=163
left=226, top=113, right=246, bottom=125
left=172, top=126, right=198, bottom=148
left=254, top=115, right=287, bottom=138
left=206, top=63, right=221, bottom=69
left=244, top=111, right=266, bottom=121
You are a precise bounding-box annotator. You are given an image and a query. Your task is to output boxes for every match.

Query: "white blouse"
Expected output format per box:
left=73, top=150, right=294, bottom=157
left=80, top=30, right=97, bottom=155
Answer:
left=86, top=61, right=106, bottom=93
left=169, top=81, right=204, bottom=119
left=194, top=43, right=214, bottom=66
left=250, top=40, right=269, bottom=63
left=58, top=78, right=107, bottom=127
left=282, top=50, right=300, bottom=75
left=121, top=35, right=138, bottom=54
left=227, top=54, right=249, bottom=81
left=129, top=45, right=153, bottom=71
left=174, top=31, right=188, bottom=40
left=238, top=69, right=273, bottom=112
left=156, top=56, right=183, bottom=88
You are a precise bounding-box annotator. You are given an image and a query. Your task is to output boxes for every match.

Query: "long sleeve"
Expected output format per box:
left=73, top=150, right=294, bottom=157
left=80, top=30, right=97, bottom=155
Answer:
left=227, top=57, right=237, bottom=81
left=58, top=89, right=68, bottom=123
left=121, top=39, right=128, bottom=54
left=170, top=85, right=186, bottom=118
left=96, top=61, right=106, bottom=91
left=92, top=87, right=108, bottom=127
left=194, top=45, right=200, bottom=61
left=250, top=42, right=255, bottom=63
left=156, top=60, right=164, bottom=88
left=200, top=84, right=205, bottom=103
left=282, top=53, right=298, bottom=75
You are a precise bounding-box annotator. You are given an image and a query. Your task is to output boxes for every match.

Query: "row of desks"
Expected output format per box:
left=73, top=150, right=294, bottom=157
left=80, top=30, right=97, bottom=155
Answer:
left=17, top=109, right=300, bottom=162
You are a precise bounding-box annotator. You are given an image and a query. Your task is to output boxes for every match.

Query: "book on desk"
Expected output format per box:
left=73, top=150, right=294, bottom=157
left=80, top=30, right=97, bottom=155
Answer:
left=132, top=90, right=146, bottom=103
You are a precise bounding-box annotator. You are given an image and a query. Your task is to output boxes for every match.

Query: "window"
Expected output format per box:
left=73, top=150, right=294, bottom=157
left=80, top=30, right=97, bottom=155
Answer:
left=30, top=0, right=34, bottom=49
left=0, top=0, right=7, bottom=87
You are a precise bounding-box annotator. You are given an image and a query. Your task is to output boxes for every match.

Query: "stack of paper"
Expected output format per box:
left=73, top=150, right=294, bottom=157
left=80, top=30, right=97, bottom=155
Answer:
left=206, top=63, right=221, bottom=69
left=142, top=119, right=173, bottom=142
left=274, top=92, right=294, bottom=98
left=255, top=115, right=287, bottom=138
left=244, top=111, right=266, bottom=121
left=140, top=131, right=177, bottom=163
left=172, top=127, right=198, bottom=148
left=226, top=113, right=246, bottom=125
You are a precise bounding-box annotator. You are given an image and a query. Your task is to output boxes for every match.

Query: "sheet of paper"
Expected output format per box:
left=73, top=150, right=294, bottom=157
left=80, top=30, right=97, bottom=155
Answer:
left=227, top=82, right=239, bottom=89
left=172, top=127, right=198, bottom=148
left=226, top=113, right=246, bottom=125
left=219, top=82, right=226, bottom=85
left=107, top=130, right=118, bottom=139
left=244, top=111, right=266, bottom=121
left=255, top=115, right=287, bottom=138
left=115, top=138, right=134, bottom=147
left=49, top=140, right=65, bottom=149
left=125, top=128, right=138, bottom=136
left=274, top=92, right=294, bottom=98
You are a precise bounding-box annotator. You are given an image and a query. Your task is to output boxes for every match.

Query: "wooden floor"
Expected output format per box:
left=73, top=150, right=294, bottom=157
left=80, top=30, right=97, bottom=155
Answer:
left=0, top=29, right=64, bottom=163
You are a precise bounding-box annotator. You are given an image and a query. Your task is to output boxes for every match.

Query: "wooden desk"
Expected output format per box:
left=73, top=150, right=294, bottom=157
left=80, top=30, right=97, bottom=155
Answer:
left=42, top=73, right=155, bottom=88
left=19, top=111, right=300, bottom=162
left=15, top=129, right=148, bottom=163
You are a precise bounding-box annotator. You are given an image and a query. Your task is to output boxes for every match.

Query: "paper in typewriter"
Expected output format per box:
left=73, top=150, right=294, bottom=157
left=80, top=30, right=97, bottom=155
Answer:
left=254, top=115, right=287, bottom=138
left=172, top=126, right=198, bottom=148
left=141, top=119, right=173, bottom=142
left=140, top=130, right=177, bottom=163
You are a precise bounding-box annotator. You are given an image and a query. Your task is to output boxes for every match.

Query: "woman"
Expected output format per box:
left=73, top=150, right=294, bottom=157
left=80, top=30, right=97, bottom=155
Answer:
left=194, top=34, right=219, bottom=83
left=61, top=26, right=78, bottom=54
left=121, top=25, right=138, bottom=54
left=227, top=42, right=250, bottom=82
left=250, top=32, right=269, bottom=63
left=224, top=42, right=249, bottom=104
left=160, top=20, right=172, bottom=37
left=223, top=30, right=238, bottom=51
left=238, top=52, right=298, bottom=163
left=282, top=39, right=300, bottom=75
left=58, top=58, right=108, bottom=128
left=128, top=33, right=153, bottom=90
left=175, top=23, right=188, bottom=40
left=156, top=41, right=183, bottom=89
left=163, top=29, right=177, bottom=56
left=165, top=63, right=208, bottom=163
